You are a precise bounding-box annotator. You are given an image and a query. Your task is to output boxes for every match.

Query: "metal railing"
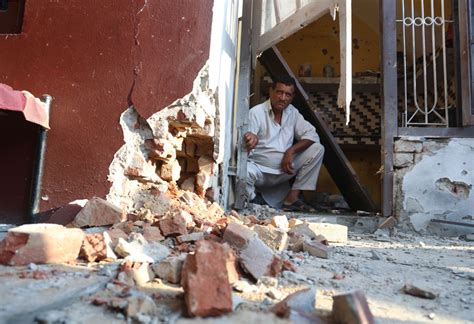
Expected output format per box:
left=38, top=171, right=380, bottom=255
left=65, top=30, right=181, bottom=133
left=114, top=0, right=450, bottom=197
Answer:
left=397, top=0, right=453, bottom=127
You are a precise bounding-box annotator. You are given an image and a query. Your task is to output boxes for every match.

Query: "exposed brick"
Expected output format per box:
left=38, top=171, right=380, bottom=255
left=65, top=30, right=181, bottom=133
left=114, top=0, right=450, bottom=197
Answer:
left=181, top=240, right=232, bottom=317
left=160, top=159, right=181, bottom=182
left=80, top=233, right=116, bottom=262
left=0, top=224, right=84, bottom=266
left=332, top=290, right=375, bottom=324
left=72, top=197, right=124, bottom=227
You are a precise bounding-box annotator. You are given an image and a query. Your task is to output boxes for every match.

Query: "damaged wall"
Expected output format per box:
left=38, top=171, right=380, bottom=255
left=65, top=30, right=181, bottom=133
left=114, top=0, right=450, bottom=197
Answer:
left=394, top=137, right=474, bottom=235
left=107, top=65, right=221, bottom=215
left=0, top=0, right=213, bottom=215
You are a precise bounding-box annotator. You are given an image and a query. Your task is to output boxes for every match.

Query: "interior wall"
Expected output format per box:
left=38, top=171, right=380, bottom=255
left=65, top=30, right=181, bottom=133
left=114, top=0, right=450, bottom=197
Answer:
left=0, top=0, right=213, bottom=216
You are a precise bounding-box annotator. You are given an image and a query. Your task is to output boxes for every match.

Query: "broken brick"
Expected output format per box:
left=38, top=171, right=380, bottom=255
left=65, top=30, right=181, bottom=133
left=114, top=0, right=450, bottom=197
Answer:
left=159, top=159, right=181, bottom=182
left=332, top=290, right=375, bottom=324
left=303, top=240, right=332, bottom=259
left=80, top=233, right=117, bottom=262
left=47, top=199, right=88, bottom=225
left=181, top=240, right=232, bottom=317
left=142, top=224, right=164, bottom=242
left=402, top=284, right=438, bottom=299
left=0, top=224, right=84, bottom=266
left=158, top=210, right=194, bottom=237
left=223, top=222, right=282, bottom=280
left=72, top=197, right=124, bottom=228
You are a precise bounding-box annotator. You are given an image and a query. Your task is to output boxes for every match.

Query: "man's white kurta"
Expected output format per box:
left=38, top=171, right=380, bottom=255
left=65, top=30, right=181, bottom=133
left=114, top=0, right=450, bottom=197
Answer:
left=247, top=99, right=320, bottom=174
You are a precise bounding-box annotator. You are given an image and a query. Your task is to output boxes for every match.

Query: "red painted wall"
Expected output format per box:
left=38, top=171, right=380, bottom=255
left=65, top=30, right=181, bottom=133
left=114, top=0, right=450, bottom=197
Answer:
left=0, top=0, right=213, bottom=216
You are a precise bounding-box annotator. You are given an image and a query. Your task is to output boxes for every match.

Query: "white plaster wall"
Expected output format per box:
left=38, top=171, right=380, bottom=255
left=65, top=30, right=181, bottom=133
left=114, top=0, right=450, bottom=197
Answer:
left=208, top=0, right=239, bottom=209
left=400, top=138, right=474, bottom=234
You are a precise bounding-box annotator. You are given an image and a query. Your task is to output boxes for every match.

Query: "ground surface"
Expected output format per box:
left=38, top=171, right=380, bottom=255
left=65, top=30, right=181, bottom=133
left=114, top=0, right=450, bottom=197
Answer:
left=0, top=216, right=473, bottom=324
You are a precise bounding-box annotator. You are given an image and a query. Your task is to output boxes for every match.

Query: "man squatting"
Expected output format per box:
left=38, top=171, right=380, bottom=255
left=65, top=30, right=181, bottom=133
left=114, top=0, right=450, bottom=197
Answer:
left=244, top=75, right=325, bottom=211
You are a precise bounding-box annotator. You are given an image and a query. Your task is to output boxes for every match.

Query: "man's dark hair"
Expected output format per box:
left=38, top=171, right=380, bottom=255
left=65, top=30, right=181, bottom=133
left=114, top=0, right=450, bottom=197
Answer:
left=271, top=75, right=296, bottom=89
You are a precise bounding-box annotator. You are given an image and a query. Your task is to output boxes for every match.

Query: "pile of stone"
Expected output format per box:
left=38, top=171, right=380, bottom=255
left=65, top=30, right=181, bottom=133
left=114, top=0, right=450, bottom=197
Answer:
left=0, top=190, right=374, bottom=322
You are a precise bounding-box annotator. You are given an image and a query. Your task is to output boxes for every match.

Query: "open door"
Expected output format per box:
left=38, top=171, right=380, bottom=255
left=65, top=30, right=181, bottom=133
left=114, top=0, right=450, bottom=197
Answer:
left=234, top=0, right=377, bottom=212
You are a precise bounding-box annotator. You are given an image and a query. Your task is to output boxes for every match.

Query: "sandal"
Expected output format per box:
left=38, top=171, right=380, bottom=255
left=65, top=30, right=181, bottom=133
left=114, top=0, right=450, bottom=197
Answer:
left=282, top=199, right=316, bottom=213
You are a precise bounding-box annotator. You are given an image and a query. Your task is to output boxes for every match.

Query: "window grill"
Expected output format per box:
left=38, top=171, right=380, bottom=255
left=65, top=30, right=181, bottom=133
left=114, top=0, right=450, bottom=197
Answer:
left=397, top=0, right=454, bottom=127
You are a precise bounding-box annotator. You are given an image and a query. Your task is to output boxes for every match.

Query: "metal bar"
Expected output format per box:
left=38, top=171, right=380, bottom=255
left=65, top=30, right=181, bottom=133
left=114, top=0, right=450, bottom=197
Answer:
left=259, top=46, right=378, bottom=212
left=28, top=94, right=52, bottom=223
left=381, top=0, right=398, bottom=217
left=430, top=219, right=474, bottom=228
left=441, top=0, right=449, bottom=126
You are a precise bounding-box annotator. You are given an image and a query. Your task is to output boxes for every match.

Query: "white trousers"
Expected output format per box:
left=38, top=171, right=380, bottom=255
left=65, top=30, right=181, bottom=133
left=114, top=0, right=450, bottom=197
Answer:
left=247, top=143, right=325, bottom=208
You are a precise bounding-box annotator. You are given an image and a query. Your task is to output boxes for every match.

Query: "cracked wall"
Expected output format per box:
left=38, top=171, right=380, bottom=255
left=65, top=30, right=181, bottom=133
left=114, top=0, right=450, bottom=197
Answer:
left=107, top=64, right=222, bottom=214
left=0, top=0, right=213, bottom=215
left=394, top=137, right=474, bottom=235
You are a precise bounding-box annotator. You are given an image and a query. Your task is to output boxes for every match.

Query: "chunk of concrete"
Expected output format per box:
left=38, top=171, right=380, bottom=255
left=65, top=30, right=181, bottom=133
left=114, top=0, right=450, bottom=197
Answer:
left=72, top=197, right=124, bottom=227
left=114, top=234, right=169, bottom=263
left=0, top=224, right=84, bottom=266
left=271, top=215, right=289, bottom=231
left=177, top=231, right=205, bottom=243
left=181, top=240, right=232, bottom=317
left=271, top=287, right=318, bottom=322
left=253, top=224, right=289, bottom=252
left=290, top=222, right=347, bottom=243
left=152, top=255, right=186, bottom=284
left=332, top=290, right=374, bottom=324
left=223, top=222, right=283, bottom=280
left=303, top=240, right=332, bottom=259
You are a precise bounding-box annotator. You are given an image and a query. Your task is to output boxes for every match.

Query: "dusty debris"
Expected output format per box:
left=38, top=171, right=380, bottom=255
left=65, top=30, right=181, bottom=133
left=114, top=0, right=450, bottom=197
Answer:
left=290, top=222, right=348, bottom=243
left=401, top=284, right=438, bottom=299
left=253, top=224, right=289, bottom=252
left=152, top=254, right=186, bottom=284
left=271, top=287, right=321, bottom=323
left=332, top=290, right=374, bottom=324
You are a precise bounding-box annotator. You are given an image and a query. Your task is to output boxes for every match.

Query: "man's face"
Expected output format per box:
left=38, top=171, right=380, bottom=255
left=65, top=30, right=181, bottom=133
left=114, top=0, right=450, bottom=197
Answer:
left=269, top=82, right=295, bottom=113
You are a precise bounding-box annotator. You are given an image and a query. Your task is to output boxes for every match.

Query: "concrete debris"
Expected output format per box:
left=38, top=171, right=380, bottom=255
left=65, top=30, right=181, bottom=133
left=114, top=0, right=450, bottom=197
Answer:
left=252, top=224, right=289, bottom=252
left=290, top=222, right=348, bottom=243
left=332, top=290, right=375, bottom=324
left=177, top=231, right=205, bottom=243
left=114, top=233, right=169, bottom=263
left=271, top=287, right=320, bottom=323
left=181, top=240, right=233, bottom=317
left=223, top=222, right=283, bottom=280
left=152, top=255, right=186, bottom=284
left=303, top=240, right=332, bottom=259
left=0, top=224, right=84, bottom=266
left=378, top=216, right=397, bottom=230
left=402, top=284, right=438, bottom=299
left=158, top=210, right=194, bottom=237
left=271, top=215, right=289, bottom=230
left=125, top=294, right=158, bottom=319
left=72, top=197, right=124, bottom=227
left=118, top=261, right=155, bottom=286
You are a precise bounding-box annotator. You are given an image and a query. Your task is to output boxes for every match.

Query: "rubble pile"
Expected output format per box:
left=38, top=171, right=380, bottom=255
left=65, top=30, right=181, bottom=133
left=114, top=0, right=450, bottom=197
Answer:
left=0, top=190, right=375, bottom=322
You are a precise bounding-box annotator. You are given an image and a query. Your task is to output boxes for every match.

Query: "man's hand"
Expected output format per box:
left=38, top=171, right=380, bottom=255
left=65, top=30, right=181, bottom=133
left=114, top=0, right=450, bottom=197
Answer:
left=244, top=132, right=258, bottom=152
left=281, top=150, right=295, bottom=174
